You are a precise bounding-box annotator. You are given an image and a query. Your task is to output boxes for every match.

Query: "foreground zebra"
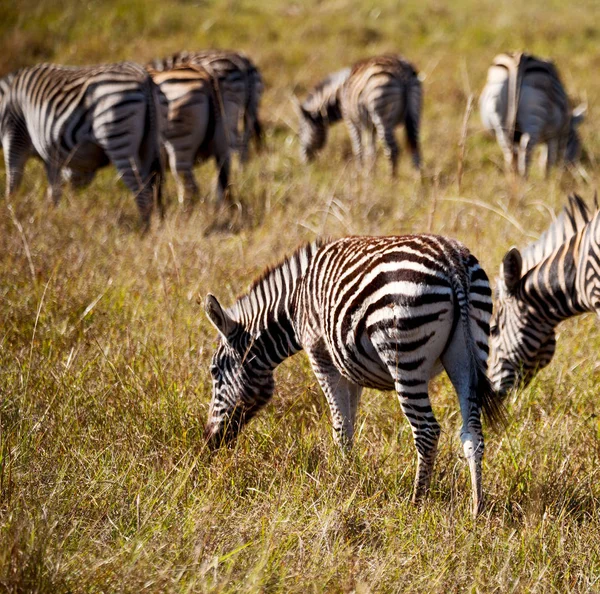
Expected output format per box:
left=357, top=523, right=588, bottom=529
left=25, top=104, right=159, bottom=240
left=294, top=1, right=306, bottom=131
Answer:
left=479, top=52, right=585, bottom=177
left=147, top=61, right=230, bottom=203
left=0, top=62, right=163, bottom=226
left=151, top=50, right=263, bottom=162
left=296, top=54, right=422, bottom=175
left=204, top=235, right=503, bottom=516
left=490, top=194, right=598, bottom=395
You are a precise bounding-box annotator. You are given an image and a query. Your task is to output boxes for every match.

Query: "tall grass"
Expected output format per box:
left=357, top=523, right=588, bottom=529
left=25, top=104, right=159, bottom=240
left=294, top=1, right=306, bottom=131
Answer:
left=1, top=0, right=600, bottom=591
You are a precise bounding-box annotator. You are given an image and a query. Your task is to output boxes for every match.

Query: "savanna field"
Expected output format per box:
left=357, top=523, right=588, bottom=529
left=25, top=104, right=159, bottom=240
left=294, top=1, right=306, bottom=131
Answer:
left=2, top=0, right=600, bottom=591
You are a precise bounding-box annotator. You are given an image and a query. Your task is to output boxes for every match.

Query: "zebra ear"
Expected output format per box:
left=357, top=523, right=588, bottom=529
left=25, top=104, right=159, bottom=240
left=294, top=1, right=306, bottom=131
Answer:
left=502, top=247, right=522, bottom=292
left=205, top=294, right=235, bottom=340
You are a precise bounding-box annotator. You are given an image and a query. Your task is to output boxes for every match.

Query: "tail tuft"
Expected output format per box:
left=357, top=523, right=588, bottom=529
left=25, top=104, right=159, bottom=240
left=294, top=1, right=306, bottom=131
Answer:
left=476, top=367, right=507, bottom=431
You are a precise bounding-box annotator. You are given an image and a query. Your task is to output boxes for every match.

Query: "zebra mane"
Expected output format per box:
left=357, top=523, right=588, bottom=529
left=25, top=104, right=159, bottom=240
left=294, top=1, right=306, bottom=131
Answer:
left=230, top=239, right=329, bottom=322
left=303, top=68, right=351, bottom=117
left=519, top=194, right=597, bottom=273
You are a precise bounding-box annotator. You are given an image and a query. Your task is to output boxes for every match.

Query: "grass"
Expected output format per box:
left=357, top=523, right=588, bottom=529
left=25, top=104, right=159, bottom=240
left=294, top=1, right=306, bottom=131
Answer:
left=2, top=0, right=600, bottom=591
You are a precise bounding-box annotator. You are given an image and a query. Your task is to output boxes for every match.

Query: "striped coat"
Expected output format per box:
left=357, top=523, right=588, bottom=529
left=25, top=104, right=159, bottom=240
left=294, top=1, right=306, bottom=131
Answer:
left=147, top=61, right=230, bottom=203
left=205, top=235, right=502, bottom=517
left=490, top=195, right=599, bottom=395
left=0, top=62, right=163, bottom=226
left=297, top=54, right=422, bottom=175
left=152, top=50, right=263, bottom=162
left=479, top=52, right=585, bottom=177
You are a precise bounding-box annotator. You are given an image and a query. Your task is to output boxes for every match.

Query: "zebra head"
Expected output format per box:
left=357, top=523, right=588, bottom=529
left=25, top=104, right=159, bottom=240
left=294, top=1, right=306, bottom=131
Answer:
left=565, top=102, right=586, bottom=164
left=296, top=102, right=327, bottom=162
left=204, top=294, right=275, bottom=449
left=489, top=248, right=556, bottom=396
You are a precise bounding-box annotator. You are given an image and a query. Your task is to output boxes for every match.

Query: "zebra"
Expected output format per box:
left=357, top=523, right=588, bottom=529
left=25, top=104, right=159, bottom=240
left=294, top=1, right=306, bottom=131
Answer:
left=146, top=61, right=230, bottom=204
left=151, top=50, right=264, bottom=162
left=296, top=54, right=422, bottom=175
left=489, top=194, right=599, bottom=396
left=0, top=62, right=163, bottom=226
left=479, top=52, right=586, bottom=177
left=204, top=235, right=503, bottom=517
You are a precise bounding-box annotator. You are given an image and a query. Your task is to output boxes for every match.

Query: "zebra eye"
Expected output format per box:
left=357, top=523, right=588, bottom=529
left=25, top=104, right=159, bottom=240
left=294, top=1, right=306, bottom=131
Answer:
left=490, top=323, right=499, bottom=337
left=210, top=364, right=220, bottom=379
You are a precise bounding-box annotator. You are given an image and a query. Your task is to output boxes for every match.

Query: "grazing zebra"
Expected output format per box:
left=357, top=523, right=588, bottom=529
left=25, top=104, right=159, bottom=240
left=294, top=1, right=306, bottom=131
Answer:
left=296, top=54, right=422, bottom=175
left=147, top=61, right=230, bottom=204
left=479, top=52, right=586, bottom=177
left=151, top=50, right=263, bottom=162
left=489, top=194, right=599, bottom=395
left=0, top=62, right=163, bottom=226
left=204, top=235, right=503, bottom=517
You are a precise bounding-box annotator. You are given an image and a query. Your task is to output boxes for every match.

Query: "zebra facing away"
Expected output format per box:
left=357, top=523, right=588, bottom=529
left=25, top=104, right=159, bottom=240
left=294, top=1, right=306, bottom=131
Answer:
left=146, top=61, right=230, bottom=204
left=296, top=54, right=422, bottom=176
left=479, top=52, right=585, bottom=177
left=489, top=194, right=599, bottom=396
left=0, top=62, right=163, bottom=227
left=151, top=50, right=264, bottom=162
left=204, top=235, right=503, bottom=517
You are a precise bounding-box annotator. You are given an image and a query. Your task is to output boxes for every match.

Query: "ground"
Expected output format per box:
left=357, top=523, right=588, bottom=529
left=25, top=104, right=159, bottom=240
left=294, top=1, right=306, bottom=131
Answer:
left=1, top=0, right=600, bottom=591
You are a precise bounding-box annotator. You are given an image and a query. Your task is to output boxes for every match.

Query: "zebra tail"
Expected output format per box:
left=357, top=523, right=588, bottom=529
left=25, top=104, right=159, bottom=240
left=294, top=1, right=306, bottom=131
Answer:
left=404, top=76, right=422, bottom=166
left=453, top=262, right=507, bottom=431
left=146, top=76, right=164, bottom=219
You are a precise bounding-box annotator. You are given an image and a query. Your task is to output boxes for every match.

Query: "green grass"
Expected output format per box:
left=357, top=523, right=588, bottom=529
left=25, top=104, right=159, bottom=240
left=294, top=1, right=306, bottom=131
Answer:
left=2, top=0, right=600, bottom=591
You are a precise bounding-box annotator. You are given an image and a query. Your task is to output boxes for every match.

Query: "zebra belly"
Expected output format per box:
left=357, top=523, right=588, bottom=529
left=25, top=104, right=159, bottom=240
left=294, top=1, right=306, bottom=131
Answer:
left=65, top=141, right=110, bottom=172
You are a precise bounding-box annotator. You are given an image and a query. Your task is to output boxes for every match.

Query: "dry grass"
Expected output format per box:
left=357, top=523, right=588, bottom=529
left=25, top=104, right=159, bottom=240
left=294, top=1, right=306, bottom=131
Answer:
left=1, top=0, right=600, bottom=591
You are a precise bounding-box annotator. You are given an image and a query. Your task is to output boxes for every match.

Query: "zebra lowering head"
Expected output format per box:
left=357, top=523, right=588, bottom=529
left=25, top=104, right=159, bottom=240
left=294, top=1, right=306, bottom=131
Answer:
left=489, top=248, right=557, bottom=396
left=204, top=294, right=275, bottom=448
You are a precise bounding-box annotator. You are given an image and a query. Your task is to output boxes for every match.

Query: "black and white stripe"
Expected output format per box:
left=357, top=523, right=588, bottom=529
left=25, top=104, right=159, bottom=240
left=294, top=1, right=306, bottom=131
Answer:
left=152, top=50, right=263, bottom=162
left=0, top=62, right=163, bottom=226
left=204, top=235, right=502, bottom=517
left=147, top=61, right=230, bottom=203
left=479, top=52, right=586, bottom=176
left=490, top=194, right=599, bottom=395
left=297, top=54, right=422, bottom=175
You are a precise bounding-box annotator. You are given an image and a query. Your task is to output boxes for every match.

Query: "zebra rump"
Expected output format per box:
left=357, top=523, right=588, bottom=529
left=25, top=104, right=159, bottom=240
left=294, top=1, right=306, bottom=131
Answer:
left=490, top=194, right=599, bottom=395
left=147, top=61, right=231, bottom=204
left=479, top=52, right=586, bottom=177
left=204, top=235, right=502, bottom=517
left=0, top=61, right=163, bottom=226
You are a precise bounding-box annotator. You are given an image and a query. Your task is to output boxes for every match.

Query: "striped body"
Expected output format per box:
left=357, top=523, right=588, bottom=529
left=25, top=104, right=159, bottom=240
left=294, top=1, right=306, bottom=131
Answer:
left=147, top=62, right=230, bottom=203
left=0, top=62, right=162, bottom=225
left=479, top=52, right=585, bottom=177
left=297, top=54, right=422, bottom=175
left=205, top=235, right=502, bottom=516
left=490, top=195, right=599, bottom=395
left=152, top=50, right=263, bottom=161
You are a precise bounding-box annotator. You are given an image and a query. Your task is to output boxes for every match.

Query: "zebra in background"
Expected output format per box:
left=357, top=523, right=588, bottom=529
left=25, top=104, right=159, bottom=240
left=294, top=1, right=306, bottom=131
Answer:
left=204, top=235, right=503, bottom=517
left=489, top=194, right=599, bottom=396
left=296, top=54, right=422, bottom=175
left=147, top=61, right=230, bottom=204
left=152, top=50, right=263, bottom=162
left=479, top=52, right=586, bottom=177
left=0, top=62, right=163, bottom=227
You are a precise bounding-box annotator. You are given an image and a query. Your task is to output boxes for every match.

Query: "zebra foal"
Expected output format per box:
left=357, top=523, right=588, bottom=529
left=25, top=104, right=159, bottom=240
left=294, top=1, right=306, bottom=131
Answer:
left=296, top=54, right=422, bottom=175
left=490, top=194, right=599, bottom=395
left=0, top=62, right=163, bottom=226
left=479, top=52, right=585, bottom=177
left=204, top=235, right=503, bottom=516
left=147, top=61, right=230, bottom=204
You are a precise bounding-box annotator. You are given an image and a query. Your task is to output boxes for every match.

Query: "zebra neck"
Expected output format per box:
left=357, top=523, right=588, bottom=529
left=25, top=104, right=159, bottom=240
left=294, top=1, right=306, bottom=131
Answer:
left=522, top=237, right=585, bottom=326
left=229, top=242, right=324, bottom=368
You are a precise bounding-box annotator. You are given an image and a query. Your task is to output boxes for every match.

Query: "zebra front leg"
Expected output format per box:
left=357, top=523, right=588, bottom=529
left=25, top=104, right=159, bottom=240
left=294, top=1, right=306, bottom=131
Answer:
left=396, top=383, right=441, bottom=504
left=44, top=161, right=63, bottom=206
left=492, top=120, right=514, bottom=173
left=545, top=139, right=559, bottom=178
left=3, top=132, right=32, bottom=197
left=345, top=120, right=364, bottom=169
left=307, top=343, right=362, bottom=451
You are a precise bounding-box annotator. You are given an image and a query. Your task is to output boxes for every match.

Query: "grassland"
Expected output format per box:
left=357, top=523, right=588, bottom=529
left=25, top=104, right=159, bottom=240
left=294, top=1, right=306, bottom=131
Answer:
left=2, top=0, right=600, bottom=591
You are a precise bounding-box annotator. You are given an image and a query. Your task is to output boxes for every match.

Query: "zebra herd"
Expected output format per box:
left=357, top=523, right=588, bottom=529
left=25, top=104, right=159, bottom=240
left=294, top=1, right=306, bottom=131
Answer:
left=1, top=48, right=595, bottom=516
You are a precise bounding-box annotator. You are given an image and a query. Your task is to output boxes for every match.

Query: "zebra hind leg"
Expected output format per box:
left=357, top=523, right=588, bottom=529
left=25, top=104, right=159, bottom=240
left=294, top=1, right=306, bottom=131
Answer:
left=374, top=118, right=399, bottom=177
